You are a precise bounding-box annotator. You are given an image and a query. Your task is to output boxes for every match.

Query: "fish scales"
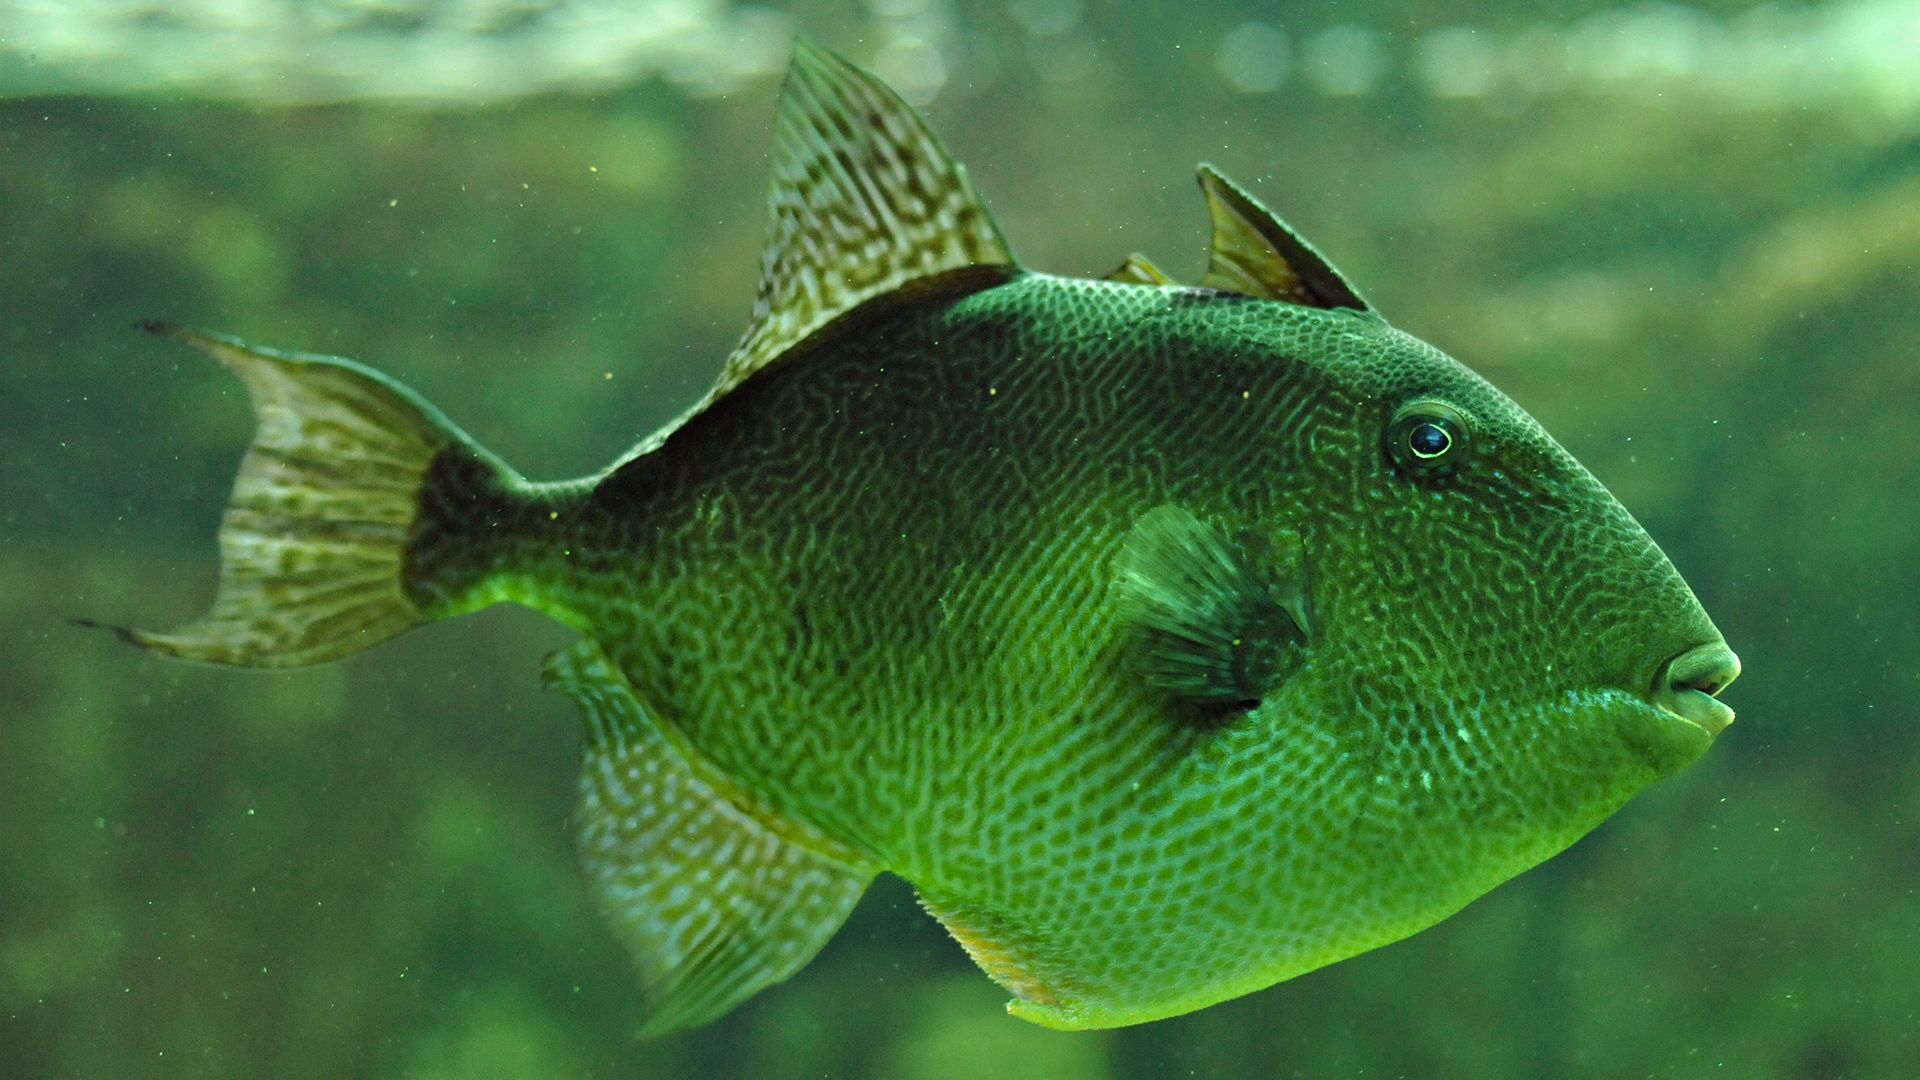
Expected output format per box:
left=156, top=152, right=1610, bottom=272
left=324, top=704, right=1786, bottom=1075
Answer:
left=113, top=39, right=1740, bottom=1036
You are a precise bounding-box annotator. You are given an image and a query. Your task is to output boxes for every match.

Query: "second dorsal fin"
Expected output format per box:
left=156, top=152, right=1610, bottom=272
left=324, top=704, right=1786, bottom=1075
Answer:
left=1196, top=165, right=1369, bottom=311
left=712, top=38, right=1018, bottom=402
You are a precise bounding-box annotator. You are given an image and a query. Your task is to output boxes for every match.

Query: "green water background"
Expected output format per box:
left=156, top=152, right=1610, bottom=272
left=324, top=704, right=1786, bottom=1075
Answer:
left=3, top=1, right=1918, bottom=1077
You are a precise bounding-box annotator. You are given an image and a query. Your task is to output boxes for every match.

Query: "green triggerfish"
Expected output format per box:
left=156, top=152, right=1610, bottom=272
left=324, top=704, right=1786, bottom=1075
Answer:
left=117, top=40, right=1741, bottom=1035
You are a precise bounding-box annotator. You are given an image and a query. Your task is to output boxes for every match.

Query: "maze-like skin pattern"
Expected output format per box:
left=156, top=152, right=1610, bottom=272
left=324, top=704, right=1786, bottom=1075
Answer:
left=410, top=273, right=1722, bottom=1029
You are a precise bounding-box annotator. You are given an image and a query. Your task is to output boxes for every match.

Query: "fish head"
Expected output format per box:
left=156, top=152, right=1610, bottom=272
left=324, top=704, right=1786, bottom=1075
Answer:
left=1275, top=310, right=1740, bottom=905
left=1035, top=299, right=1748, bottom=1030
left=999, top=290, right=1744, bottom=1033
left=1343, top=318, right=1734, bottom=748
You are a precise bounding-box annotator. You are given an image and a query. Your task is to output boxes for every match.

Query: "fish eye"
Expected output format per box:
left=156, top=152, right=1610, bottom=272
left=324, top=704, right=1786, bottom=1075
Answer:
left=1386, top=400, right=1472, bottom=478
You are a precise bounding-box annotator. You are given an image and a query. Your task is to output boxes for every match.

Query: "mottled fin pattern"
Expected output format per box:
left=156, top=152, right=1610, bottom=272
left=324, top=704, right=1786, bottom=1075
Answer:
left=125, top=324, right=465, bottom=667
left=1196, top=165, right=1369, bottom=311
left=713, top=38, right=1016, bottom=401
left=1112, top=505, right=1310, bottom=706
left=545, top=639, right=877, bottom=1038
left=1103, top=252, right=1175, bottom=286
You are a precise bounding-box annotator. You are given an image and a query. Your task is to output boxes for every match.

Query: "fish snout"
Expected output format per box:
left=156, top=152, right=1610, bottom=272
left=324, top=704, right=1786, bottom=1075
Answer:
left=1649, top=642, right=1741, bottom=737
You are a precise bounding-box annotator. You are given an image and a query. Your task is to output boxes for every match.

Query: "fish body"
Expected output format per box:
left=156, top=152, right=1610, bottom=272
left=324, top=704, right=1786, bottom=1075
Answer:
left=121, top=41, right=1740, bottom=1034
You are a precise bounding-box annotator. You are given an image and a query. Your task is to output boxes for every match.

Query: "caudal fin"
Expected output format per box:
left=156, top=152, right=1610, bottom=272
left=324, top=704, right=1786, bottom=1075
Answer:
left=128, top=323, right=489, bottom=667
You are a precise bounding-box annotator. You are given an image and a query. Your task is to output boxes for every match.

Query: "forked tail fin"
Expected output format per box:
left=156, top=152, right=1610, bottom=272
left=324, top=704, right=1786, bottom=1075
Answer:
left=123, top=323, right=516, bottom=667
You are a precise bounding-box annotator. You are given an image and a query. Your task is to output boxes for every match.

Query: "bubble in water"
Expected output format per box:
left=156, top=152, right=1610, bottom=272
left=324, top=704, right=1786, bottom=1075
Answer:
left=1504, top=24, right=1574, bottom=96
left=1303, top=24, right=1389, bottom=96
left=1008, top=0, right=1084, bottom=37
left=1029, top=31, right=1097, bottom=83
left=1217, top=21, right=1291, bottom=94
left=1417, top=26, right=1498, bottom=97
left=872, top=37, right=949, bottom=105
left=867, top=0, right=937, bottom=17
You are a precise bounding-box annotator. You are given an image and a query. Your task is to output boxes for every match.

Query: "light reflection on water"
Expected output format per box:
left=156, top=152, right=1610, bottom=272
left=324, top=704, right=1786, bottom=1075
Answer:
left=3, top=0, right=1919, bottom=120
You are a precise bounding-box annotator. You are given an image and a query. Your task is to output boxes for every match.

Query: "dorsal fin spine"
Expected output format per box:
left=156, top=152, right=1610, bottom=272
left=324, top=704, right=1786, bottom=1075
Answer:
left=1196, top=164, right=1370, bottom=312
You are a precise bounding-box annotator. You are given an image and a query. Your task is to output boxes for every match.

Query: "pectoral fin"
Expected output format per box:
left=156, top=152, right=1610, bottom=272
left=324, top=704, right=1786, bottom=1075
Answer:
left=544, top=640, right=878, bottom=1037
left=1113, top=505, right=1310, bottom=708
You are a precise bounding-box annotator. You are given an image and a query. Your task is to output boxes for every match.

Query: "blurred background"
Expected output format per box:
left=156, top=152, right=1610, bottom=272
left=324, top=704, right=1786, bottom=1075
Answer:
left=3, top=0, right=1918, bottom=1077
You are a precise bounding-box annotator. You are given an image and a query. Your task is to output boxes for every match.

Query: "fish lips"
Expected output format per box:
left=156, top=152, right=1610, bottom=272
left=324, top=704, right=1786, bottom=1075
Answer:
left=1603, top=641, right=1739, bottom=778
left=1650, top=641, right=1741, bottom=739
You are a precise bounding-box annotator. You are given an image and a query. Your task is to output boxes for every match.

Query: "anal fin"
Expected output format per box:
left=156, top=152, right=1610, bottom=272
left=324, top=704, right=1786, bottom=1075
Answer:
left=544, top=640, right=877, bottom=1037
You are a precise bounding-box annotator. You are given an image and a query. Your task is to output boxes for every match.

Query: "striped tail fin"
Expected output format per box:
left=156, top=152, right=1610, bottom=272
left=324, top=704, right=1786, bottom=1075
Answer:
left=123, top=323, right=511, bottom=667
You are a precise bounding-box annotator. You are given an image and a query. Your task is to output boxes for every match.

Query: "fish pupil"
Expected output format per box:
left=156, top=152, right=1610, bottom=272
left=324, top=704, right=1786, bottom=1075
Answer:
left=1384, top=400, right=1472, bottom=478
left=1409, top=422, right=1451, bottom=458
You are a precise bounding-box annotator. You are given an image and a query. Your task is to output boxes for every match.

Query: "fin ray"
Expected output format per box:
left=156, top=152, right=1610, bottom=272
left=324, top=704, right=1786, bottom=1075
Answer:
left=1196, top=165, right=1369, bottom=311
left=615, top=40, right=1016, bottom=465
left=546, top=639, right=877, bottom=1037
left=1112, top=505, right=1310, bottom=706
left=917, top=893, right=1061, bottom=1008
left=127, top=325, right=481, bottom=667
left=714, top=39, right=1015, bottom=402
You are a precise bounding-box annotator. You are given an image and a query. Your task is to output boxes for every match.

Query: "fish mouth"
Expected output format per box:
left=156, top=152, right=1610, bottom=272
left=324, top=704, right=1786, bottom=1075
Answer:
left=1648, top=642, right=1741, bottom=738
